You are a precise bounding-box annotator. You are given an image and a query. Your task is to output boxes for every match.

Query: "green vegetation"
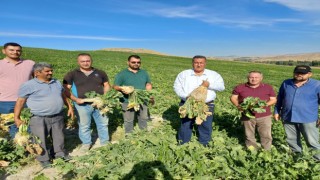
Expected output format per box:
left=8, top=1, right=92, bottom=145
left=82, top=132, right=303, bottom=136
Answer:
left=255, top=60, right=320, bottom=67
left=83, top=89, right=123, bottom=115
left=1, top=48, right=320, bottom=179
left=236, top=97, right=267, bottom=119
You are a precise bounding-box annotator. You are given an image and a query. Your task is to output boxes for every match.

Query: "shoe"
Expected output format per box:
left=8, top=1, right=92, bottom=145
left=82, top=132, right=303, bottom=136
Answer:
left=92, top=142, right=109, bottom=149
left=313, top=155, right=320, bottom=162
left=56, top=154, right=72, bottom=161
left=40, top=161, right=51, bottom=169
left=79, top=144, right=91, bottom=153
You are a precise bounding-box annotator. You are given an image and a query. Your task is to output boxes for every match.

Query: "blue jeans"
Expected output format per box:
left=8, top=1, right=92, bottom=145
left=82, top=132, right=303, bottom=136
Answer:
left=178, top=102, right=214, bottom=145
left=0, top=101, right=16, bottom=114
left=284, top=121, right=320, bottom=159
left=0, top=101, right=25, bottom=138
left=74, top=103, right=109, bottom=145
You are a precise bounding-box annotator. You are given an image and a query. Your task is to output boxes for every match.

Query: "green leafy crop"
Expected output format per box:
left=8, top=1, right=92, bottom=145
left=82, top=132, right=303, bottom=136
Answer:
left=237, top=97, right=267, bottom=119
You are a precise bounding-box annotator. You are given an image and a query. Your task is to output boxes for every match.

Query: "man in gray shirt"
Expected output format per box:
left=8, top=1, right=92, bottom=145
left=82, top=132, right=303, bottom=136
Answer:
left=14, top=62, right=73, bottom=168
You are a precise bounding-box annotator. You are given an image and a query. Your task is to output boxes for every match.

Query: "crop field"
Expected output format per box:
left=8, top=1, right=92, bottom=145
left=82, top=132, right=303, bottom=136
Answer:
left=2, top=48, right=320, bottom=179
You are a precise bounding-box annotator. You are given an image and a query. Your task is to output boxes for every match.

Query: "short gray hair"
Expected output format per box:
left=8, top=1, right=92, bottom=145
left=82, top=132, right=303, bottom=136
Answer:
left=33, top=62, right=52, bottom=72
left=247, top=70, right=263, bottom=78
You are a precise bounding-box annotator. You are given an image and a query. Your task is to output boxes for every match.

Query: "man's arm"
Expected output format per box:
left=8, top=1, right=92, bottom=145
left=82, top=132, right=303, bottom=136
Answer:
left=146, top=82, right=154, bottom=105
left=230, top=94, right=239, bottom=107
left=146, top=83, right=152, bottom=90
left=63, top=84, right=84, bottom=104
left=230, top=94, right=243, bottom=111
left=62, top=91, right=74, bottom=119
left=267, top=97, right=277, bottom=107
left=173, top=72, right=188, bottom=101
left=14, top=98, right=27, bottom=127
left=208, top=73, right=225, bottom=92
left=274, top=83, right=284, bottom=121
left=113, top=85, right=132, bottom=95
left=113, top=85, right=122, bottom=91
left=113, top=73, right=128, bottom=94
left=103, top=82, right=111, bottom=94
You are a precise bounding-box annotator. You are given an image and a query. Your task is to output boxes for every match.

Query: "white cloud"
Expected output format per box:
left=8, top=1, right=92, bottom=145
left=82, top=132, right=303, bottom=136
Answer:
left=202, top=17, right=302, bottom=28
left=264, top=0, right=320, bottom=11
left=147, top=5, right=203, bottom=18
left=149, top=7, right=302, bottom=28
left=0, top=32, right=145, bottom=41
left=116, top=1, right=304, bottom=28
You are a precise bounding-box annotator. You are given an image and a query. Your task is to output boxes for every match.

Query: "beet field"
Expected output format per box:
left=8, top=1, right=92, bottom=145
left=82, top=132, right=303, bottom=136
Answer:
left=1, top=48, right=320, bottom=179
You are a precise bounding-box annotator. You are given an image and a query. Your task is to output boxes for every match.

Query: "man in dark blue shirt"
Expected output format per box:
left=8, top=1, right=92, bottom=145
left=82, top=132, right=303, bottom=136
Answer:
left=274, top=65, right=320, bottom=160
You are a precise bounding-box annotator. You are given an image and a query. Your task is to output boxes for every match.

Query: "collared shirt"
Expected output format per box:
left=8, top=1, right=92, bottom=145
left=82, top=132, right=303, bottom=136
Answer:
left=232, top=83, right=276, bottom=118
left=63, top=68, right=108, bottom=98
left=0, top=59, right=34, bottom=101
left=173, top=69, right=225, bottom=103
left=18, top=78, right=64, bottom=116
left=275, top=78, right=320, bottom=123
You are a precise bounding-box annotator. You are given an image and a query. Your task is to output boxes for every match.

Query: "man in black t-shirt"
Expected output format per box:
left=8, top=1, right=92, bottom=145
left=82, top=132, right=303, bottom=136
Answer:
left=63, top=53, right=111, bottom=153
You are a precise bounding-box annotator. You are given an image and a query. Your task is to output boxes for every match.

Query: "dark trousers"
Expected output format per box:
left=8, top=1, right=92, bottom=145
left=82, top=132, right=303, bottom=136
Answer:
left=29, top=113, right=66, bottom=162
left=121, top=103, right=148, bottom=134
left=178, top=103, right=214, bottom=145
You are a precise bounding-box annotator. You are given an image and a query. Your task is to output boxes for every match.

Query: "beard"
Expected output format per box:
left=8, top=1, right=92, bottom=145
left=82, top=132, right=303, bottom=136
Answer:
left=294, top=76, right=308, bottom=82
left=129, top=65, right=140, bottom=70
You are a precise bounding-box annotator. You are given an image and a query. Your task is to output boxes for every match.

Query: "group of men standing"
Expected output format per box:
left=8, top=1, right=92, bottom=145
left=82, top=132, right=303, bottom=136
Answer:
left=174, top=55, right=320, bottom=161
left=63, top=53, right=152, bottom=153
left=229, top=65, right=320, bottom=161
left=1, top=42, right=320, bottom=169
left=1, top=42, right=152, bottom=168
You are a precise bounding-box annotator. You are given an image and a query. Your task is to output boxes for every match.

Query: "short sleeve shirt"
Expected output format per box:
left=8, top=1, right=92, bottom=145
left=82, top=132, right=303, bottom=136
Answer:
left=63, top=68, right=108, bottom=98
left=0, top=59, right=34, bottom=101
left=232, top=83, right=276, bottom=118
left=18, top=78, right=64, bottom=116
left=114, top=68, right=151, bottom=102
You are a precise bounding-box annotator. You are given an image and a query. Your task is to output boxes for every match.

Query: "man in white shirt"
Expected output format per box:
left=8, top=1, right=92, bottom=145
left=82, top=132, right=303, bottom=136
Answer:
left=173, top=55, right=225, bottom=145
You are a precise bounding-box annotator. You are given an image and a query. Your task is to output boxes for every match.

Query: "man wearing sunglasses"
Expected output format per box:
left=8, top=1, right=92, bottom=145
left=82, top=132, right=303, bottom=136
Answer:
left=113, top=55, right=152, bottom=134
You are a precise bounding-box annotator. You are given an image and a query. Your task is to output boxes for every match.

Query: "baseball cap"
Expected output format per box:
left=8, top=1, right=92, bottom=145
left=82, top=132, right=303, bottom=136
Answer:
left=293, top=65, right=311, bottom=74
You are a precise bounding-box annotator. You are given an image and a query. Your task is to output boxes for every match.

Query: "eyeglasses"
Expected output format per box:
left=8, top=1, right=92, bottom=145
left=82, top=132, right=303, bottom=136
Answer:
left=193, top=62, right=204, bottom=65
left=130, top=61, right=141, bottom=64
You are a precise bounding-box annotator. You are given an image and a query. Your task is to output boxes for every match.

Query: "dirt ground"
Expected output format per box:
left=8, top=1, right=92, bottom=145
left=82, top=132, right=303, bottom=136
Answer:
left=4, top=116, right=164, bottom=180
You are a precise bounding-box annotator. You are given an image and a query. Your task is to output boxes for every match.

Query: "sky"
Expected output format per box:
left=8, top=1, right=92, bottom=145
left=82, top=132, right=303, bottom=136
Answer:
left=1, top=0, right=320, bottom=57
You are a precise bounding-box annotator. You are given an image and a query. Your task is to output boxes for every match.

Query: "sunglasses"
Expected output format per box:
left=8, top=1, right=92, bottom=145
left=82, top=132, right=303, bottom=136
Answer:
left=130, top=61, right=141, bottom=64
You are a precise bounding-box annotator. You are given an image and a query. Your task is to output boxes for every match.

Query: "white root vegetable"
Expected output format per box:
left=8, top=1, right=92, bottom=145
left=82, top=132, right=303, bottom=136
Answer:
left=82, top=97, right=104, bottom=109
left=14, top=132, right=30, bottom=146
left=120, top=86, right=135, bottom=94
left=178, top=86, right=211, bottom=125
left=83, top=90, right=124, bottom=115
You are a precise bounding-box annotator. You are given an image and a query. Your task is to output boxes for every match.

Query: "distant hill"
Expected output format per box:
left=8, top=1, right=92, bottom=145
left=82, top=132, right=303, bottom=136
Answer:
left=100, top=48, right=167, bottom=56
left=225, top=52, right=320, bottom=62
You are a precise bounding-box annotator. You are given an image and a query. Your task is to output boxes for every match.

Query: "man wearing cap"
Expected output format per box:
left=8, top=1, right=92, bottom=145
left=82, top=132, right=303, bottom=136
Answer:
left=274, top=65, right=320, bottom=160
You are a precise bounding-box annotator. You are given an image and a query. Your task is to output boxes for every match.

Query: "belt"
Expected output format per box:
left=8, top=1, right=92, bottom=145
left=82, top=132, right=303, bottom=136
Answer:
left=33, top=112, right=62, bottom=118
left=206, top=101, right=214, bottom=104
